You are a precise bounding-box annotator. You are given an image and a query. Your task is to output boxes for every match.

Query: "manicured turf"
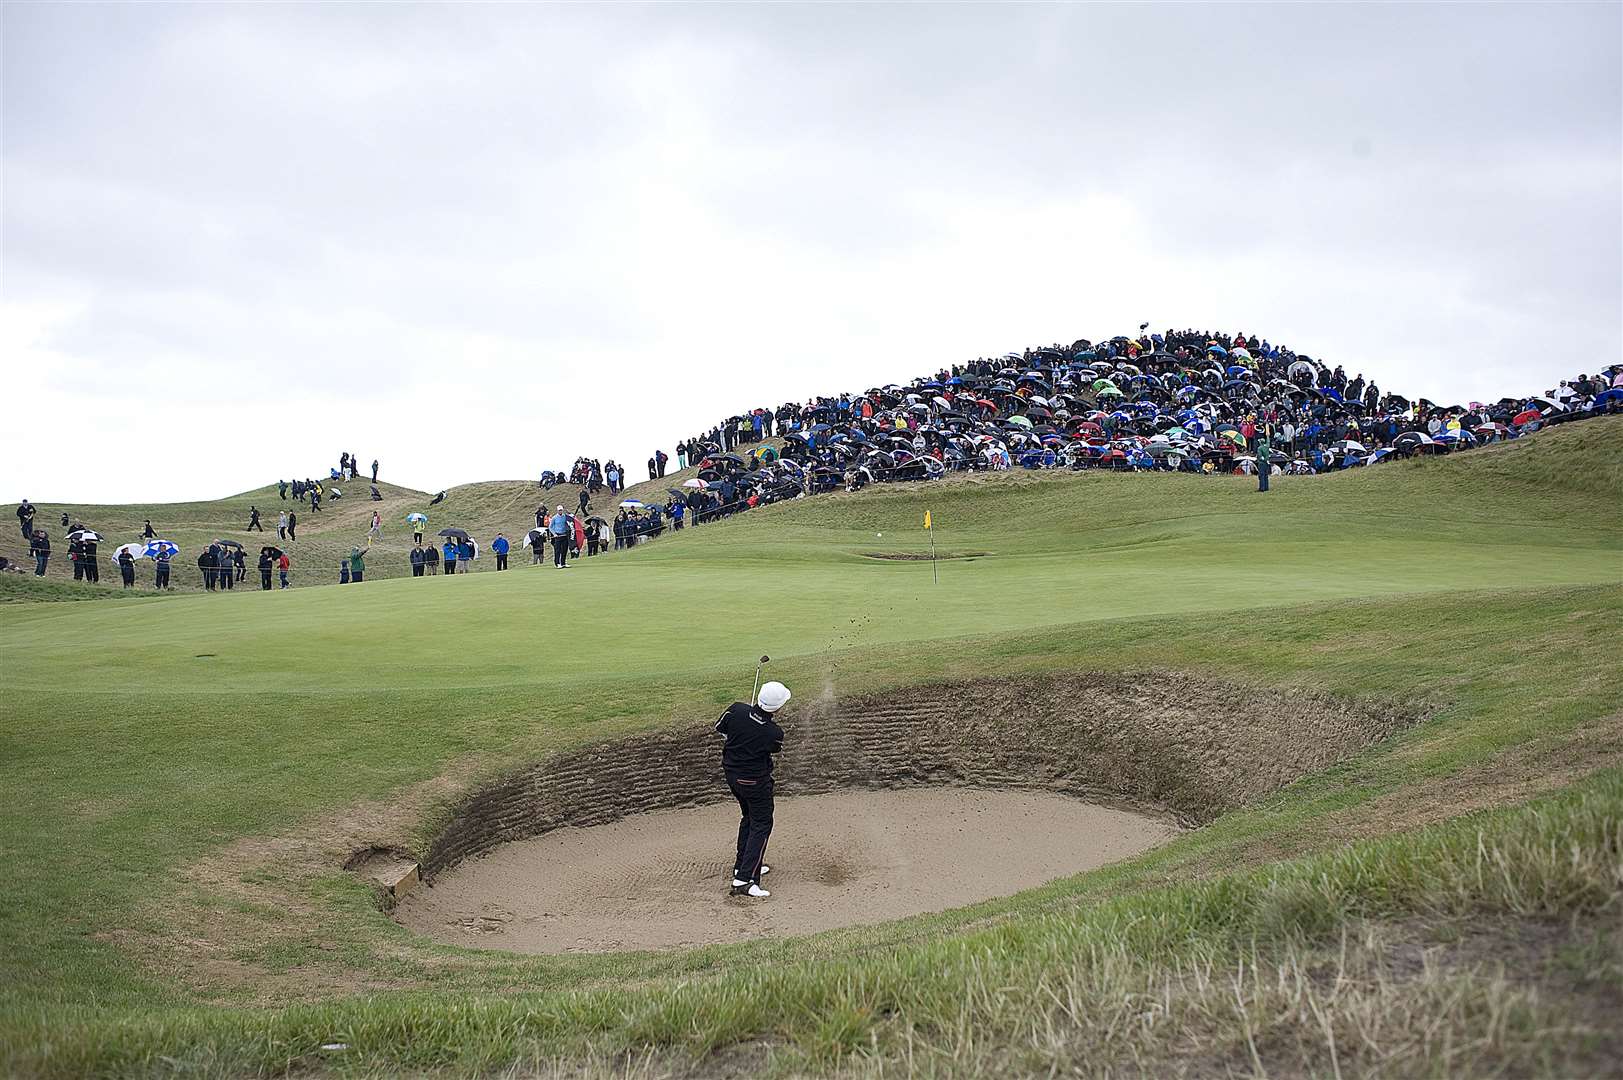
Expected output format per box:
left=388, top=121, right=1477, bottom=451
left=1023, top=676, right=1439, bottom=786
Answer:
left=2, top=417, right=1620, bottom=1077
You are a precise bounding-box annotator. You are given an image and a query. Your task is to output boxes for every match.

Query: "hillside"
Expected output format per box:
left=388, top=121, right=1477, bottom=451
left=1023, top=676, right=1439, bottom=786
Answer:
left=1, top=417, right=1620, bottom=1078
left=0, top=461, right=708, bottom=597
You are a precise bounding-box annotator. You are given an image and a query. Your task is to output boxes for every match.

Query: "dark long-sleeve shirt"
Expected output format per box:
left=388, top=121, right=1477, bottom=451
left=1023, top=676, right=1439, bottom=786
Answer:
left=715, top=702, right=784, bottom=780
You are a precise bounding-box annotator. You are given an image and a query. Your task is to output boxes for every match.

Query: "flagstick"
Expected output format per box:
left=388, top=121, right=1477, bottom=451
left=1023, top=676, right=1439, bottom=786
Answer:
left=929, top=511, right=938, bottom=585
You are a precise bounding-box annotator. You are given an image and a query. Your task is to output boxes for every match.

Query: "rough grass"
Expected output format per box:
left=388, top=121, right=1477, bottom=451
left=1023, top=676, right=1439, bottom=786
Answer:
left=1, top=417, right=1620, bottom=1077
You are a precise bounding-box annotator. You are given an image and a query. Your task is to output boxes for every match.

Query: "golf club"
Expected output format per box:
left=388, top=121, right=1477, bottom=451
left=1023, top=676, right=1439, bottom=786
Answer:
left=750, top=654, right=770, bottom=705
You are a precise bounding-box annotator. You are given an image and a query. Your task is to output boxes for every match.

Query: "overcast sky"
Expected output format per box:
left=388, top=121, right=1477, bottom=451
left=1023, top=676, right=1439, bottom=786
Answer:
left=3, top=3, right=1618, bottom=504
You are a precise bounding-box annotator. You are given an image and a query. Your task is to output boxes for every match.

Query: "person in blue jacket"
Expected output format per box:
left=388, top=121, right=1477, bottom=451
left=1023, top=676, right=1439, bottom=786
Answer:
left=491, top=533, right=510, bottom=571
left=547, top=505, right=571, bottom=569
left=442, top=538, right=458, bottom=576
left=458, top=538, right=474, bottom=572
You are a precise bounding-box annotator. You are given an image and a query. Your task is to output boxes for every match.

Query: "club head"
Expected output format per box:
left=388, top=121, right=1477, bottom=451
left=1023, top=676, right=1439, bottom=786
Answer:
left=759, top=655, right=770, bottom=664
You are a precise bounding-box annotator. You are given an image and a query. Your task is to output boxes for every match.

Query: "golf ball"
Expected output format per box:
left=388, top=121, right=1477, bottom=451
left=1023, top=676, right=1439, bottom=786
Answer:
left=877, top=532, right=882, bottom=537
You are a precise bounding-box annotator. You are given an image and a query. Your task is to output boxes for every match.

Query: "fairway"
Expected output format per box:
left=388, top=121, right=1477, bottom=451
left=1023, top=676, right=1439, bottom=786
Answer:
left=3, top=418, right=1622, bottom=1078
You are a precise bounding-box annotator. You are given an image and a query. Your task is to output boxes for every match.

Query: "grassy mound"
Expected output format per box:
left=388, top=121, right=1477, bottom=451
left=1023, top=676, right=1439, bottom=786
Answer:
left=1, top=417, right=1619, bottom=1077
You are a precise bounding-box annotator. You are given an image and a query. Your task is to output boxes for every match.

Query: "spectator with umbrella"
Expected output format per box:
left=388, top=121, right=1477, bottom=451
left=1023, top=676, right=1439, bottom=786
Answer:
left=154, top=543, right=174, bottom=589
left=440, top=528, right=467, bottom=576
left=73, top=529, right=100, bottom=583
left=116, top=544, right=137, bottom=588
left=407, top=512, right=427, bottom=544
left=523, top=527, right=547, bottom=564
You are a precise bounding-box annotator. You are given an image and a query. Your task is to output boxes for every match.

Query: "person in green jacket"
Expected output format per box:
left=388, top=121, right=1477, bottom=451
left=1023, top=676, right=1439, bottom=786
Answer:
left=349, top=546, right=366, bottom=583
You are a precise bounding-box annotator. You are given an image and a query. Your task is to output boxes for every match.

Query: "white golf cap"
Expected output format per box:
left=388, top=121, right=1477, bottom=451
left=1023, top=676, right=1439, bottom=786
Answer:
left=757, top=681, right=791, bottom=712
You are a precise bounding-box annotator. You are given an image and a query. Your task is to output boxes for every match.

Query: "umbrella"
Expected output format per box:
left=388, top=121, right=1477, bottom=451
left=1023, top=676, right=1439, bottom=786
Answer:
left=1394, top=431, right=1434, bottom=452
left=438, top=527, right=470, bottom=540
left=217, top=539, right=244, bottom=550
left=1005, top=415, right=1034, bottom=429
left=619, top=499, right=645, bottom=509
left=67, top=529, right=101, bottom=543
left=681, top=478, right=709, bottom=489
left=1592, top=388, right=1623, bottom=408
left=405, top=512, right=428, bottom=524
left=142, top=540, right=179, bottom=559
left=1512, top=409, right=1541, bottom=426
left=113, top=542, right=147, bottom=561
left=521, top=528, right=545, bottom=548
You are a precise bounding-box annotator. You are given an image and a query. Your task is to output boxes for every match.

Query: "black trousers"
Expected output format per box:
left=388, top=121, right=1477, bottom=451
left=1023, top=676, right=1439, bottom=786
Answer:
left=552, top=537, right=568, bottom=567
left=260, top=569, right=272, bottom=589
left=496, top=552, right=508, bottom=570
left=156, top=566, right=169, bottom=588
left=727, top=774, right=774, bottom=882
left=84, top=559, right=99, bottom=583
left=412, top=564, right=424, bottom=577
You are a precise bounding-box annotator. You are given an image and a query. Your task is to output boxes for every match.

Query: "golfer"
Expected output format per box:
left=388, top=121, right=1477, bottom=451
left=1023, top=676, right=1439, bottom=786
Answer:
left=715, top=680, right=790, bottom=898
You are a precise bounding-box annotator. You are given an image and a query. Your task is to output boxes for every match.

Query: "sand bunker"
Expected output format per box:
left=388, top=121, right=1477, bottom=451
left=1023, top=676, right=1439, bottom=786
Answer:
left=397, top=788, right=1175, bottom=953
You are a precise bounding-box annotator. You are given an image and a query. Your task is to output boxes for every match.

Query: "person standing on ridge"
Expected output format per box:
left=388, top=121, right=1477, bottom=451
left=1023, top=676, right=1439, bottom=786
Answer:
left=715, top=680, right=791, bottom=898
left=247, top=506, right=263, bottom=532
left=17, top=499, right=35, bottom=541
left=142, top=519, right=156, bottom=539
left=371, top=458, right=379, bottom=483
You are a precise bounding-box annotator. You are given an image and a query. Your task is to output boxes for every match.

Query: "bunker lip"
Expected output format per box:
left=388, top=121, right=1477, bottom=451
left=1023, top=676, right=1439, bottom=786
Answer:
left=359, top=671, right=1419, bottom=950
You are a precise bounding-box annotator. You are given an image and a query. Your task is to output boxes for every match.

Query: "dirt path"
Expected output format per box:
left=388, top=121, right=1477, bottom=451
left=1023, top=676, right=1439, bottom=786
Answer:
left=397, top=788, right=1175, bottom=954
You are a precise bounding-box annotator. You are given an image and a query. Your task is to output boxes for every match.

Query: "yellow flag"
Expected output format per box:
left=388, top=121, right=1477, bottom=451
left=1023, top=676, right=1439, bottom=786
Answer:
left=923, top=510, right=932, bottom=530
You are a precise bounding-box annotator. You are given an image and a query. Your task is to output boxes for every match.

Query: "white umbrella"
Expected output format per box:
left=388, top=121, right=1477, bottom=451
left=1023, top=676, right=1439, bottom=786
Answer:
left=67, top=529, right=101, bottom=543
left=681, top=478, right=708, bottom=489
left=113, top=542, right=147, bottom=561
left=405, top=512, right=428, bottom=524
left=521, top=528, right=545, bottom=548
left=619, top=499, right=644, bottom=509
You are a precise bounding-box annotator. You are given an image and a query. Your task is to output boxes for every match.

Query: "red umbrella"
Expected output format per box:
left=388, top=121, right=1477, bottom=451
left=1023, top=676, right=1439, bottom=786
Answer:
left=1512, top=409, right=1541, bottom=426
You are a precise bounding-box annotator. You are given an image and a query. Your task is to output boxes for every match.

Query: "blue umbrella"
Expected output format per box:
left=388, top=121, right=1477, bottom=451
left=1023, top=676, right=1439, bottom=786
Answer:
left=1593, top=388, right=1623, bottom=408
left=1206, top=344, right=1227, bottom=356
left=142, top=540, right=179, bottom=559
left=1225, top=365, right=1250, bottom=377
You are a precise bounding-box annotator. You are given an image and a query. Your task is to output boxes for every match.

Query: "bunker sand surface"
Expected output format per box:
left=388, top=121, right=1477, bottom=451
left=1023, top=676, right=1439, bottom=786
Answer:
left=398, top=788, right=1177, bottom=953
